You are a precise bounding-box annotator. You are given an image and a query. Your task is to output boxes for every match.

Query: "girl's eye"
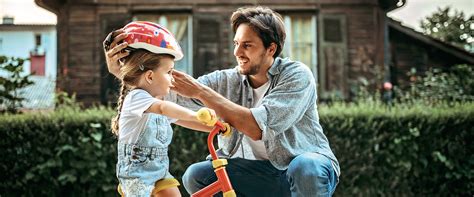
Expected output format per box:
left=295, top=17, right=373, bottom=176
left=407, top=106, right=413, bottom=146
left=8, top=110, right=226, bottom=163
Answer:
left=168, top=69, right=173, bottom=74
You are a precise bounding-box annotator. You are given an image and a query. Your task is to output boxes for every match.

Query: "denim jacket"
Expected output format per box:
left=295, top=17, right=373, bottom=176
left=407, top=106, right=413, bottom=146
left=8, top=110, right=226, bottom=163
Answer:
left=168, top=57, right=339, bottom=174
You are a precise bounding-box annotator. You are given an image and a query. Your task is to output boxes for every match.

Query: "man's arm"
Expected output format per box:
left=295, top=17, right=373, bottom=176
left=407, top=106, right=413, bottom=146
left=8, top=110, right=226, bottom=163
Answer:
left=171, top=70, right=263, bottom=140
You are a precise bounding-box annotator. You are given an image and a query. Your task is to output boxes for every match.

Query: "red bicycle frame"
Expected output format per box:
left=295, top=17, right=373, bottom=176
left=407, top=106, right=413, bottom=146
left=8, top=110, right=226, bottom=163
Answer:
left=193, top=109, right=236, bottom=197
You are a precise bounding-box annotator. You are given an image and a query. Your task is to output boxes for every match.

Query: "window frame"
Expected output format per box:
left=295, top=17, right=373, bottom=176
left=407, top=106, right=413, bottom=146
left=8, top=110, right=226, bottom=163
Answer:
left=282, top=13, right=319, bottom=80
left=132, top=13, right=194, bottom=75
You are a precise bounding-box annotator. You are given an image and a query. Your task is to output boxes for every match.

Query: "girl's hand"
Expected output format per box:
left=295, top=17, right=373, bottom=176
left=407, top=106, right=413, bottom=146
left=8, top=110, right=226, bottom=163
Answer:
left=103, top=29, right=129, bottom=78
left=196, top=107, right=217, bottom=126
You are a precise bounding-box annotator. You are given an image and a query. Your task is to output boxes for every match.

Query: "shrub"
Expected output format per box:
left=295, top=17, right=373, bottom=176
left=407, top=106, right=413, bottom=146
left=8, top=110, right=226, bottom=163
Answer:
left=0, top=106, right=207, bottom=196
left=1, top=102, right=472, bottom=196
left=398, top=64, right=474, bottom=105
left=320, top=102, right=473, bottom=196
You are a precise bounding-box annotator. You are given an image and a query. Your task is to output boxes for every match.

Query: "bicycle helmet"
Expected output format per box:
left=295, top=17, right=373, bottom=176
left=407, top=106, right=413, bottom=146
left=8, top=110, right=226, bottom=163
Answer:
left=122, top=21, right=183, bottom=61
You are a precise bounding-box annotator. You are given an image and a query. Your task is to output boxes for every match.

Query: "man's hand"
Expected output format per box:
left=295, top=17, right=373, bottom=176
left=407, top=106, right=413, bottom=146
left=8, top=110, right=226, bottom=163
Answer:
left=171, top=70, right=205, bottom=98
left=172, top=70, right=262, bottom=140
left=103, top=29, right=129, bottom=78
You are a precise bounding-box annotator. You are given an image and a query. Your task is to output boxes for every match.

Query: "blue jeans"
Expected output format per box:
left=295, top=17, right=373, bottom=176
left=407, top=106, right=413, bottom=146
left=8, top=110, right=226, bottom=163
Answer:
left=182, top=152, right=338, bottom=197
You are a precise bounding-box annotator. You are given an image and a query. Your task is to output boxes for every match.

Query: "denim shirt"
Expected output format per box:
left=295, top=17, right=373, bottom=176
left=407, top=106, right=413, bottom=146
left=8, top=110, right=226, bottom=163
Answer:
left=168, top=57, right=339, bottom=174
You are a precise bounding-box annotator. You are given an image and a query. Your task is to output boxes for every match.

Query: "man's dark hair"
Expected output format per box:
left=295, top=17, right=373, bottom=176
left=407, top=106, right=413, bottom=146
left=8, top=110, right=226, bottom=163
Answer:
left=231, top=6, right=286, bottom=58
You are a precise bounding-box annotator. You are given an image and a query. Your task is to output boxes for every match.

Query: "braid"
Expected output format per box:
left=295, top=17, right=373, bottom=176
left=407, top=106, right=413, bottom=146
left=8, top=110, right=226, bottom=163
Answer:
left=111, top=81, right=129, bottom=136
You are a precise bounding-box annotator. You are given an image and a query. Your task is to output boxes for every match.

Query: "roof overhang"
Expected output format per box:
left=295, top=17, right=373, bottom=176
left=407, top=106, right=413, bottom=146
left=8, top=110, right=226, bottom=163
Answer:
left=35, top=0, right=64, bottom=15
left=379, top=0, right=406, bottom=12
left=388, top=18, right=474, bottom=64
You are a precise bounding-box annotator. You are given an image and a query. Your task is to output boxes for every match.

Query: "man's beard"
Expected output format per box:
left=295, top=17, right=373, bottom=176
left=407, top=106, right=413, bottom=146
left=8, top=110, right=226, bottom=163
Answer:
left=237, top=52, right=265, bottom=76
left=239, top=63, right=260, bottom=75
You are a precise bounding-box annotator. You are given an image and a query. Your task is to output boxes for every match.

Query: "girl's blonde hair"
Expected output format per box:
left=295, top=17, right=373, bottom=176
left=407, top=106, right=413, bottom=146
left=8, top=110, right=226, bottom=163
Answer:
left=111, top=49, right=174, bottom=136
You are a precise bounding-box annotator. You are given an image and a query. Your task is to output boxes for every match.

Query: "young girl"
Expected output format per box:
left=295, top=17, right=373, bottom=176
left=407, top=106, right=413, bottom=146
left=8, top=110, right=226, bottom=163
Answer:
left=110, top=21, right=212, bottom=197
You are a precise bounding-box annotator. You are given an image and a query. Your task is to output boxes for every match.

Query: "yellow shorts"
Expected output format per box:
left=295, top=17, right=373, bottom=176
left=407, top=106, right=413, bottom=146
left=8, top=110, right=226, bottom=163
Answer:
left=118, top=178, right=180, bottom=196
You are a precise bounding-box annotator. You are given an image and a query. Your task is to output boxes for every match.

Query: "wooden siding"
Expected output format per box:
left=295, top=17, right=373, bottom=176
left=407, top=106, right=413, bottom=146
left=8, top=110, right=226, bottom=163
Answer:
left=50, top=0, right=392, bottom=105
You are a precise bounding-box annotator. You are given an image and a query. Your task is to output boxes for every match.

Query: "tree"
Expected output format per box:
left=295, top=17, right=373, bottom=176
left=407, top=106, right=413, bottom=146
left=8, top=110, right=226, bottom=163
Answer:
left=420, top=6, right=474, bottom=52
left=0, top=56, right=34, bottom=113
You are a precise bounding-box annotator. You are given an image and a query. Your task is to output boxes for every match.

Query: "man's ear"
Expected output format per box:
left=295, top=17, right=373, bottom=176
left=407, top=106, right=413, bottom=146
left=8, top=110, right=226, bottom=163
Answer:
left=267, top=43, right=277, bottom=57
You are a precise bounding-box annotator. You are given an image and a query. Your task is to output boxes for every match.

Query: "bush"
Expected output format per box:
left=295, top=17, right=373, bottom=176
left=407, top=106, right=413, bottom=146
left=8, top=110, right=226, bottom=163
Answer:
left=0, top=106, right=207, bottom=196
left=320, top=102, right=473, bottom=196
left=397, top=64, right=474, bottom=105
left=0, top=103, right=472, bottom=196
left=0, top=107, right=117, bottom=196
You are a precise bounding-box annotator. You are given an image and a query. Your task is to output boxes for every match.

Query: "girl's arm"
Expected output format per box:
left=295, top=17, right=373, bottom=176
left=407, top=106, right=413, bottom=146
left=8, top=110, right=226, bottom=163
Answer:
left=146, top=100, right=197, bottom=122
left=174, top=120, right=212, bottom=132
left=146, top=100, right=216, bottom=132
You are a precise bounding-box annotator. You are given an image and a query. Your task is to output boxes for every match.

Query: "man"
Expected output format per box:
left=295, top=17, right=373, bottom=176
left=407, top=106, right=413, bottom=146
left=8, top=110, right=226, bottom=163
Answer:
left=104, top=6, right=339, bottom=196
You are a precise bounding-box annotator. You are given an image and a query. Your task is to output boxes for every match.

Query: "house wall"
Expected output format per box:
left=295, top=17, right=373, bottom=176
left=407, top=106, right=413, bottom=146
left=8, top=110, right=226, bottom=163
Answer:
left=0, top=25, right=57, bottom=78
left=50, top=0, right=387, bottom=105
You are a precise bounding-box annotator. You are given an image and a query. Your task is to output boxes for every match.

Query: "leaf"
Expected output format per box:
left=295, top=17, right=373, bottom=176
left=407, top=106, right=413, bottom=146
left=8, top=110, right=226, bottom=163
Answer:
left=91, top=132, right=102, bottom=142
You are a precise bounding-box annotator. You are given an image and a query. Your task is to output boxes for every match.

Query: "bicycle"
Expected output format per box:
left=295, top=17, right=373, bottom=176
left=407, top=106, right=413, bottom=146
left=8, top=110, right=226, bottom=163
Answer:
left=193, top=108, right=236, bottom=197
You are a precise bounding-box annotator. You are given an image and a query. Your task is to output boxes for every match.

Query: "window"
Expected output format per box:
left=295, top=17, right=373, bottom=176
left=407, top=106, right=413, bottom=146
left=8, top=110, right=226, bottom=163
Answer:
left=323, top=18, right=343, bottom=43
left=35, top=34, right=42, bottom=46
left=133, top=14, right=193, bottom=75
left=282, top=14, right=318, bottom=77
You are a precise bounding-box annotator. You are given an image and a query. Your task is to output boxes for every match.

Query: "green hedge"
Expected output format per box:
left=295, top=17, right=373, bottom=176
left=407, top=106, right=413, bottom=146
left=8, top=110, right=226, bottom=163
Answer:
left=321, top=102, right=474, bottom=196
left=0, top=103, right=472, bottom=196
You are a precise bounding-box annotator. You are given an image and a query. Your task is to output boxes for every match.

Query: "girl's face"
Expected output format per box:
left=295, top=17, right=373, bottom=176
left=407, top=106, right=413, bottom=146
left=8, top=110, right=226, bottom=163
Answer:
left=145, top=57, right=175, bottom=97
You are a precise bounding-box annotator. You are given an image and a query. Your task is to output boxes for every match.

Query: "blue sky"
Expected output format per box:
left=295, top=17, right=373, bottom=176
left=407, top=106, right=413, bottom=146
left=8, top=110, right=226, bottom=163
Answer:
left=0, top=0, right=473, bottom=32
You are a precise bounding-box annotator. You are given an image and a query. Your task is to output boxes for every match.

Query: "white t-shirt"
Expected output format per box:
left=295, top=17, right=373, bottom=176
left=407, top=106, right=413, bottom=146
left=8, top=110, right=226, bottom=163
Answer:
left=244, top=80, right=271, bottom=160
left=118, top=89, right=175, bottom=144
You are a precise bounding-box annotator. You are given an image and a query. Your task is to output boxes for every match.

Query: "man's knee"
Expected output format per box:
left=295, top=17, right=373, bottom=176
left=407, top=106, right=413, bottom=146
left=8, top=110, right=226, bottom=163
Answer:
left=287, top=153, right=337, bottom=196
left=182, top=161, right=215, bottom=193
left=287, top=152, right=332, bottom=179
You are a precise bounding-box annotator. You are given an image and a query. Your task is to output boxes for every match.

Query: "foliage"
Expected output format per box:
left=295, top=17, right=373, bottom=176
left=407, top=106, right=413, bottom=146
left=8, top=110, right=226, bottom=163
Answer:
left=420, top=6, right=474, bottom=51
left=0, top=56, right=34, bottom=113
left=55, top=91, right=82, bottom=109
left=352, top=64, right=474, bottom=106
left=319, top=102, right=474, bottom=196
left=1, top=103, right=472, bottom=196
left=396, top=64, right=474, bottom=105
left=0, top=106, right=207, bottom=196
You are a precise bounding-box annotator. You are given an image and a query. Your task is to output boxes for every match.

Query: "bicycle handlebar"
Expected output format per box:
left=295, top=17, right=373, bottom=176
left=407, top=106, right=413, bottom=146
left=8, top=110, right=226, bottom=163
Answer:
left=197, top=108, right=231, bottom=137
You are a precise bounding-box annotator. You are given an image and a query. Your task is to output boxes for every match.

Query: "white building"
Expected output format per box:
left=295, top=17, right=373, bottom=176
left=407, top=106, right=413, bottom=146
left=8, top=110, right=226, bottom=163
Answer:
left=0, top=16, right=57, bottom=109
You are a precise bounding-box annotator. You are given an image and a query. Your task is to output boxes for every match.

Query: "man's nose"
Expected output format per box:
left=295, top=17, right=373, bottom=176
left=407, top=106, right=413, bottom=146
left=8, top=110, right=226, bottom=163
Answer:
left=233, top=44, right=243, bottom=57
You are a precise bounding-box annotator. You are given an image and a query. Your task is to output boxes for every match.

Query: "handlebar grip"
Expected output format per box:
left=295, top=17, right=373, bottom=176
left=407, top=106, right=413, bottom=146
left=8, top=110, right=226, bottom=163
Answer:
left=197, top=108, right=217, bottom=126
left=221, top=123, right=232, bottom=137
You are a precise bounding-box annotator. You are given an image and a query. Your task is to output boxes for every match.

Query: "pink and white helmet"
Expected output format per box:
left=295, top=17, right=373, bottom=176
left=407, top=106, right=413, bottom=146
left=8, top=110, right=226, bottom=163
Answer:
left=123, top=21, right=183, bottom=61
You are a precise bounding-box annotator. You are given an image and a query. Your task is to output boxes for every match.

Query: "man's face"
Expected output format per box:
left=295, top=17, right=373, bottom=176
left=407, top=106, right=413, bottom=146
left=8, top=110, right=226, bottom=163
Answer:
left=233, top=23, right=273, bottom=76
